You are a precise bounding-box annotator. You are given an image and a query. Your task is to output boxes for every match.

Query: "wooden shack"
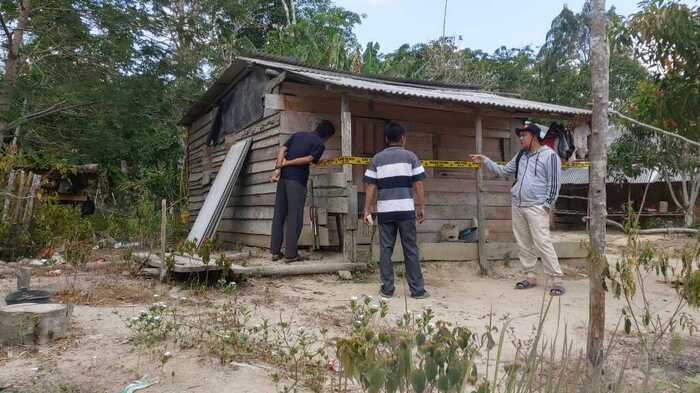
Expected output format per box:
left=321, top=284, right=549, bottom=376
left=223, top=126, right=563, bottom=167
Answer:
left=182, top=55, right=590, bottom=261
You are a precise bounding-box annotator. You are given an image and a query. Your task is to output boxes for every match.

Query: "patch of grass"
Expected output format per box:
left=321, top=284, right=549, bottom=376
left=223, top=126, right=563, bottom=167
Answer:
left=54, top=280, right=157, bottom=305
left=9, top=371, right=87, bottom=393
left=124, top=286, right=331, bottom=393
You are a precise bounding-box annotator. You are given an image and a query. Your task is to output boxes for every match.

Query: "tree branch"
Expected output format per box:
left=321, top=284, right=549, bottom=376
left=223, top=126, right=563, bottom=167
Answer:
left=3, top=101, right=95, bottom=131
left=610, top=109, right=700, bottom=149
left=280, top=0, right=291, bottom=27
left=680, top=176, right=690, bottom=206
left=664, top=174, right=686, bottom=211
left=290, top=0, right=296, bottom=24
left=0, top=11, right=12, bottom=44
left=690, top=172, right=700, bottom=212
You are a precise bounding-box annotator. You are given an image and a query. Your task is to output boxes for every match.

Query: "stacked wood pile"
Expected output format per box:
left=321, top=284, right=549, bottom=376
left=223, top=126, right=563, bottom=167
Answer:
left=1, top=170, right=42, bottom=224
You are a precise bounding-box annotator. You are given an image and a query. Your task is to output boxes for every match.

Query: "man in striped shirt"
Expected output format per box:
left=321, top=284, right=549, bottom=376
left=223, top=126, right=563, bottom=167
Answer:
left=470, top=122, right=565, bottom=296
left=363, top=121, right=429, bottom=299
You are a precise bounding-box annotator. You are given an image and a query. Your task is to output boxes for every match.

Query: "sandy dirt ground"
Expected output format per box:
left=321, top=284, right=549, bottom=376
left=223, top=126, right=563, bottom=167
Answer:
left=1, top=231, right=699, bottom=392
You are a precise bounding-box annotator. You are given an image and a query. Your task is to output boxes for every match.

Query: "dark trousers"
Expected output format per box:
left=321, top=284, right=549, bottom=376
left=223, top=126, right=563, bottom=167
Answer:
left=270, top=179, right=307, bottom=258
left=379, top=219, right=425, bottom=296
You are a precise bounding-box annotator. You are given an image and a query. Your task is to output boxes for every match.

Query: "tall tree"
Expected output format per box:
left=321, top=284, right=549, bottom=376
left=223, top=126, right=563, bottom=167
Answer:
left=533, top=2, right=648, bottom=108
left=0, top=0, right=32, bottom=148
left=618, top=0, right=700, bottom=227
left=265, top=1, right=361, bottom=70
left=587, top=0, right=609, bottom=384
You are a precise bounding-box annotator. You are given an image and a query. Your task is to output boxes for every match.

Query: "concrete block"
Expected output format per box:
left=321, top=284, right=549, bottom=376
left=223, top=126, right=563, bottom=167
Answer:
left=0, top=303, right=73, bottom=345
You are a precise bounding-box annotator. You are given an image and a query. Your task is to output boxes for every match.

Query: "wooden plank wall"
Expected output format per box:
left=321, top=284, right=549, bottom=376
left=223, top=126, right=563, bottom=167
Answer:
left=281, top=111, right=346, bottom=248
left=350, top=116, right=514, bottom=243
left=276, top=81, right=517, bottom=243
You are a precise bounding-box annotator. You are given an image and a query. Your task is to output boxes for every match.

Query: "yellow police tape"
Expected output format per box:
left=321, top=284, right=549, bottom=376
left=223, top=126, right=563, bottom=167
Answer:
left=316, top=156, right=590, bottom=169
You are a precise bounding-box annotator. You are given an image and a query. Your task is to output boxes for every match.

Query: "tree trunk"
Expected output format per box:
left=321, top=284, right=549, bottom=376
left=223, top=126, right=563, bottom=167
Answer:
left=290, top=0, right=296, bottom=25
left=690, top=174, right=700, bottom=227
left=587, top=0, right=608, bottom=386
left=0, top=0, right=32, bottom=148
left=280, top=0, right=291, bottom=27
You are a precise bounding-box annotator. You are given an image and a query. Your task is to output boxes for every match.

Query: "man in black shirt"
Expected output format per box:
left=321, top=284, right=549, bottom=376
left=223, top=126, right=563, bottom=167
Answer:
left=270, top=120, right=335, bottom=262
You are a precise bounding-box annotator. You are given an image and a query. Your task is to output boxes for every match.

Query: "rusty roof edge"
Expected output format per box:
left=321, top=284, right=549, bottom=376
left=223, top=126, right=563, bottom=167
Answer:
left=290, top=70, right=590, bottom=117
left=236, top=54, right=485, bottom=91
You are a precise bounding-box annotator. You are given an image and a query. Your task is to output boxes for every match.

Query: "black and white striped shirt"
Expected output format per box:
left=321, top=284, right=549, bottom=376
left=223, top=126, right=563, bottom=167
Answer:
left=363, top=146, right=427, bottom=223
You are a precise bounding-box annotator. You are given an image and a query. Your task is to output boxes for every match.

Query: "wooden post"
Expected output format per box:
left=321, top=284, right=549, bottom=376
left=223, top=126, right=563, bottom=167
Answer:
left=475, top=112, right=489, bottom=275
left=22, top=174, right=41, bottom=223
left=588, top=0, right=609, bottom=384
left=16, top=267, right=31, bottom=290
left=1, top=170, right=16, bottom=222
left=160, top=199, right=167, bottom=282
left=341, top=95, right=356, bottom=262
left=12, top=170, right=27, bottom=223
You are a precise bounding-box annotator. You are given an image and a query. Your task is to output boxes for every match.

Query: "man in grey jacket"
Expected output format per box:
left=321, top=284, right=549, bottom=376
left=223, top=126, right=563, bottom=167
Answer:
left=470, top=122, right=565, bottom=296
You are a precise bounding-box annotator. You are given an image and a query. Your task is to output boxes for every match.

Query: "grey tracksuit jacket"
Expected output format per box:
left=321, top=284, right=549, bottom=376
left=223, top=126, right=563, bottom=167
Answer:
left=483, top=146, right=562, bottom=209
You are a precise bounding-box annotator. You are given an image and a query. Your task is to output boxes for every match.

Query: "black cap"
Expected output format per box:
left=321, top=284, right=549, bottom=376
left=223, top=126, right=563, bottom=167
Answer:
left=515, top=122, right=543, bottom=139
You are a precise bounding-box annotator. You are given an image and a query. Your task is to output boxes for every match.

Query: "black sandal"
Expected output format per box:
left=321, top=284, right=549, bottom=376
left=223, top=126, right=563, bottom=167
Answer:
left=549, top=285, right=566, bottom=296
left=515, top=279, right=537, bottom=289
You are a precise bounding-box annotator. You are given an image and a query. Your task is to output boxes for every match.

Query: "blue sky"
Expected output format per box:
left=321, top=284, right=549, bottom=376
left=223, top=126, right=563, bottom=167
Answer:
left=333, top=0, right=697, bottom=54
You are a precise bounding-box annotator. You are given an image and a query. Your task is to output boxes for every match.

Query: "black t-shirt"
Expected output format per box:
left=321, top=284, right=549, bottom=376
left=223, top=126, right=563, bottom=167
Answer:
left=281, top=132, right=325, bottom=184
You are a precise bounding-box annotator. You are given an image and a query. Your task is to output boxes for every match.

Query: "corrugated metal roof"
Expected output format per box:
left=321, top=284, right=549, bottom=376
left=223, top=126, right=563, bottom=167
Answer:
left=181, top=55, right=591, bottom=125
left=241, top=56, right=591, bottom=115
left=561, top=168, right=686, bottom=185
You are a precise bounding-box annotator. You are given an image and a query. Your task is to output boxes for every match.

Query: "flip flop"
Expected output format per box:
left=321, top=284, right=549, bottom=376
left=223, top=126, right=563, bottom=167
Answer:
left=515, top=279, right=537, bottom=289
left=549, top=285, right=566, bottom=296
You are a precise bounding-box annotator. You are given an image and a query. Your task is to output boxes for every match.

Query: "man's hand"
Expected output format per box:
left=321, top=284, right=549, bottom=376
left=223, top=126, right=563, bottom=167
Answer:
left=416, top=206, right=426, bottom=224
left=362, top=209, right=372, bottom=225
left=469, top=154, right=487, bottom=164
left=270, top=169, right=281, bottom=183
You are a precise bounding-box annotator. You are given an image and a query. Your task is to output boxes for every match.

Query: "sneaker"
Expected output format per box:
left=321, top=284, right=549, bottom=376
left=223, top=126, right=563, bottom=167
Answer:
left=379, top=289, right=395, bottom=299
left=271, top=254, right=283, bottom=262
left=411, top=291, right=430, bottom=299
left=284, top=255, right=306, bottom=263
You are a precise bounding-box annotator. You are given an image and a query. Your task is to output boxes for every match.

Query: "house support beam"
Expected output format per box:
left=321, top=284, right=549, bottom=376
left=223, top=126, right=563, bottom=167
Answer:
left=341, top=94, right=357, bottom=262
left=475, top=111, right=489, bottom=275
